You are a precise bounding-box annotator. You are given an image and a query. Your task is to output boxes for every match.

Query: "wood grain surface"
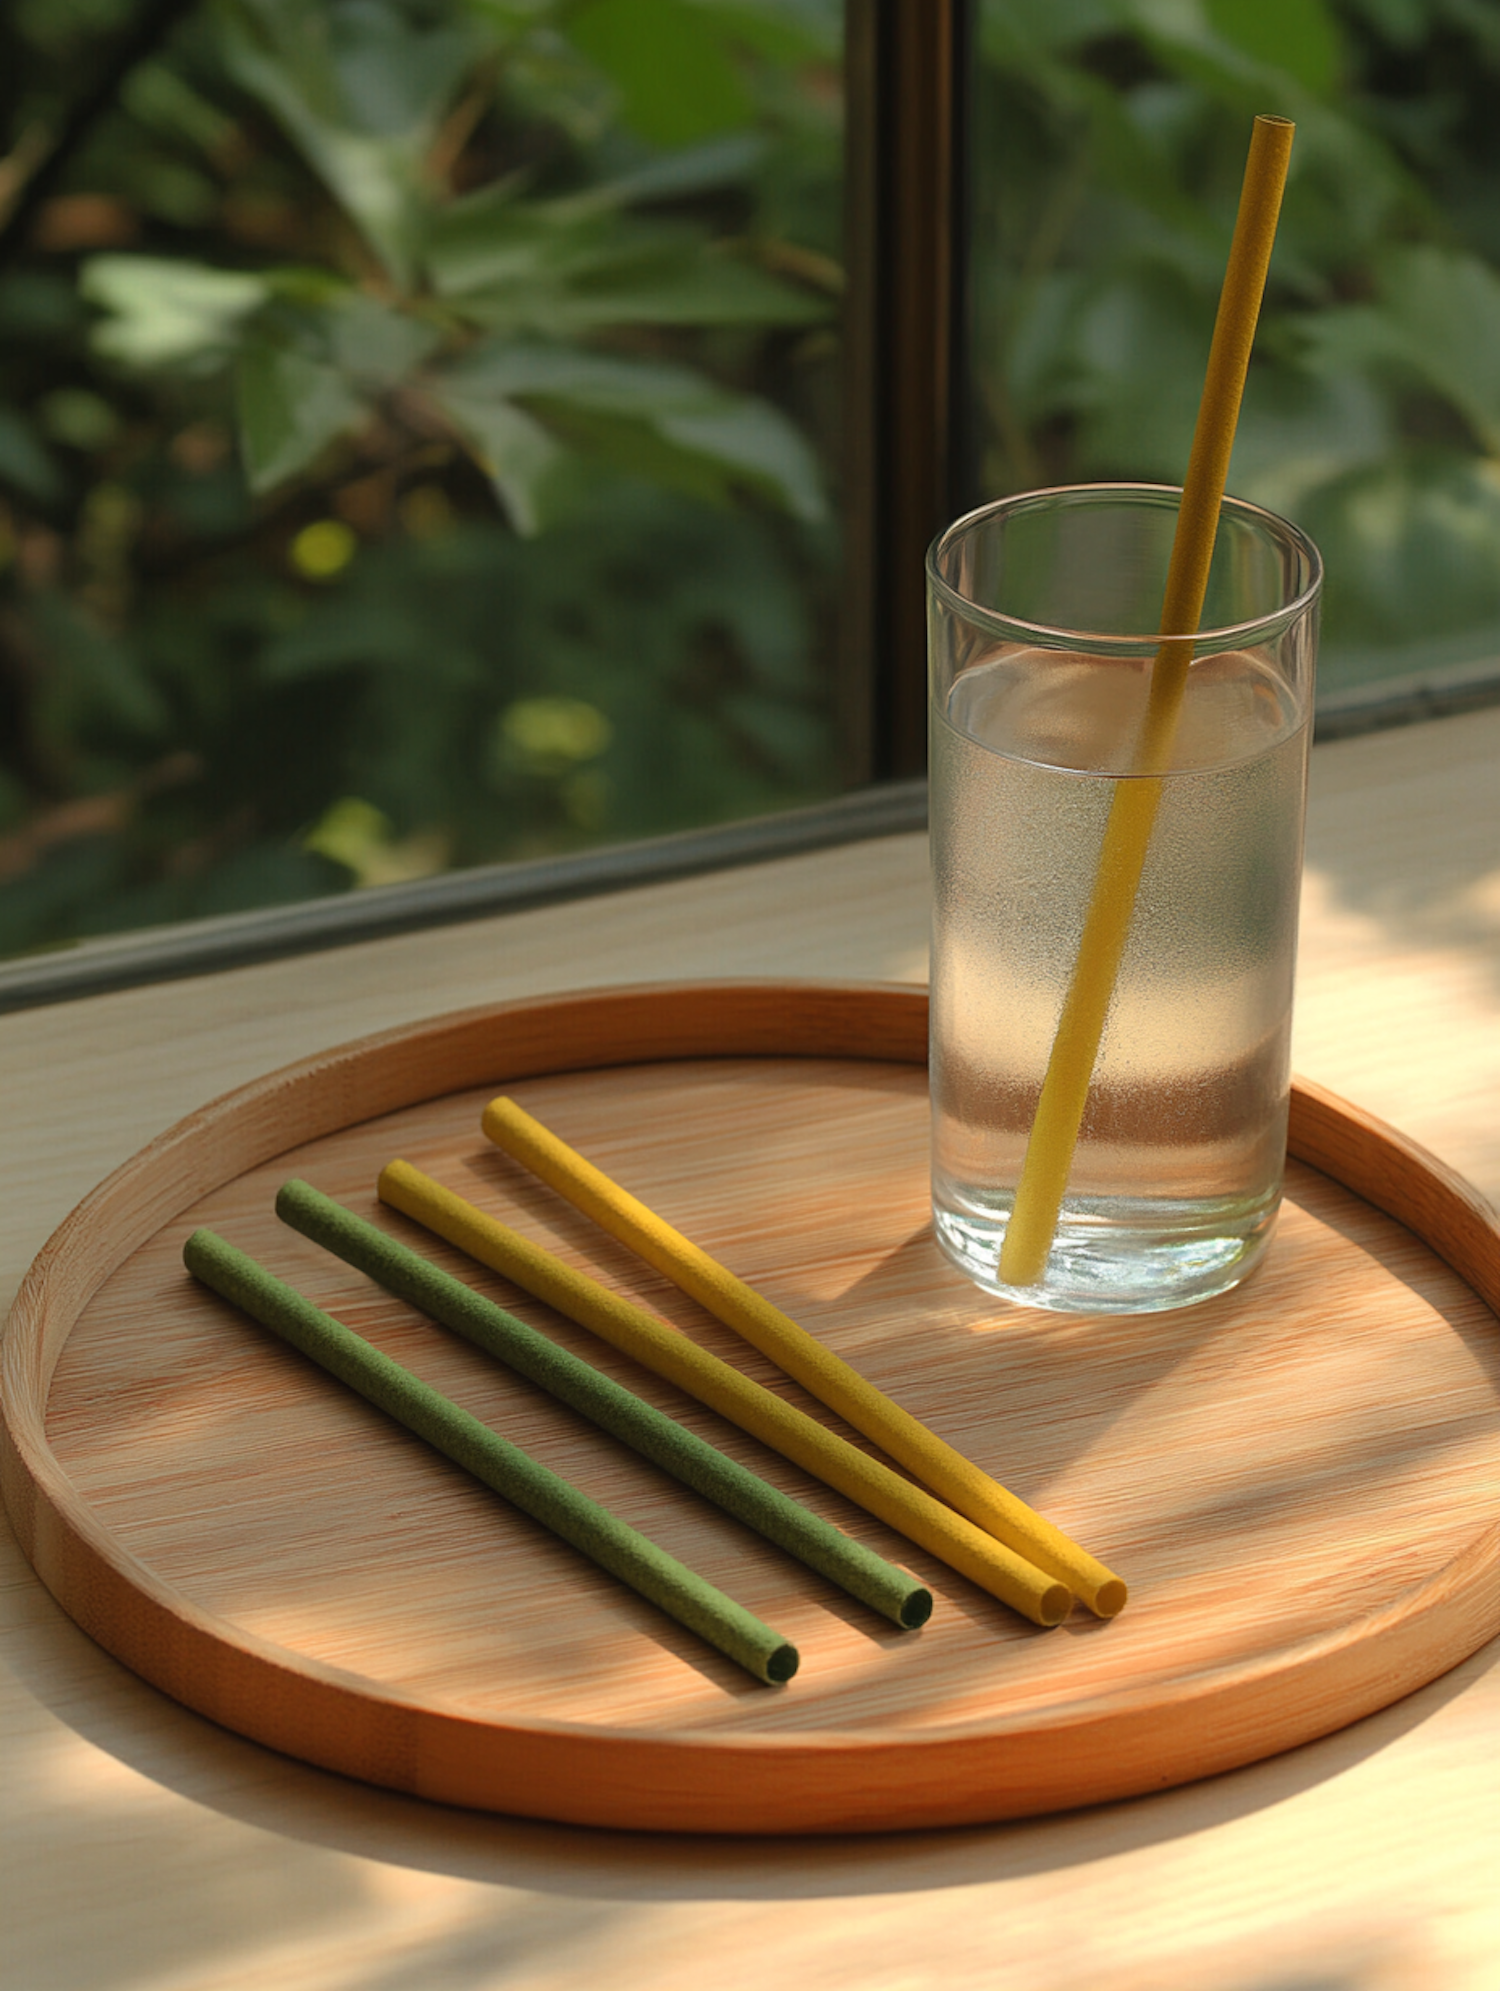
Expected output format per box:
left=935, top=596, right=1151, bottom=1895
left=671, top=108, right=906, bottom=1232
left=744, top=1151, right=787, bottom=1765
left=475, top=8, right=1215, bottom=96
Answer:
left=4, top=982, right=1500, bottom=1834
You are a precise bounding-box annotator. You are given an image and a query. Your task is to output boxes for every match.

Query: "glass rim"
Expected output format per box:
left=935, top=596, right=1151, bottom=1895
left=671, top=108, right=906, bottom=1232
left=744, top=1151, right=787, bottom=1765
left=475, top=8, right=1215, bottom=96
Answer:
left=926, top=482, right=1324, bottom=656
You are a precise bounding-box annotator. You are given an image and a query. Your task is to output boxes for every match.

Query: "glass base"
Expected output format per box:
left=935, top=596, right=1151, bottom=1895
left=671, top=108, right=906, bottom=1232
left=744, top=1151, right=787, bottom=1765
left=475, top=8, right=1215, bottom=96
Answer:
left=933, top=1192, right=1278, bottom=1315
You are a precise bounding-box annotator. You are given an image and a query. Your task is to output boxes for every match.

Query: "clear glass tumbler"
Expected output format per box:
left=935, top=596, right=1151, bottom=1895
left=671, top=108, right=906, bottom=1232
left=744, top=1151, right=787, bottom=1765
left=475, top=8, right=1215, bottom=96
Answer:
left=928, top=484, right=1322, bottom=1314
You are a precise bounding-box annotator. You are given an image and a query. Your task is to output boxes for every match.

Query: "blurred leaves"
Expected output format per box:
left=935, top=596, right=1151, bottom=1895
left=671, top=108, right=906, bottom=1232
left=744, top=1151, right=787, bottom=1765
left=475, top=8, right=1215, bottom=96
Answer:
left=0, top=0, right=841, bottom=959
left=1298, top=244, right=1500, bottom=457
left=1203, top=0, right=1342, bottom=96
left=429, top=341, right=825, bottom=526
left=217, top=0, right=479, bottom=287
left=0, top=407, right=67, bottom=503
left=81, top=256, right=269, bottom=367
left=77, top=4, right=829, bottom=531
left=974, top=0, right=1500, bottom=694
left=23, top=0, right=1500, bottom=963
left=426, top=184, right=825, bottom=331
left=569, top=0, right=757, bottom=146
left=236, top=339, right=363, bottom=491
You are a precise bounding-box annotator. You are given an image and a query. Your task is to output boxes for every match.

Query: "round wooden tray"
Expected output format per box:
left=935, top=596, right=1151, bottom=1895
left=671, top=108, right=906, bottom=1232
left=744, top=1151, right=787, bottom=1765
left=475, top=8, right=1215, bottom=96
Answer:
left=5, top=981, right=1500, bottom=1835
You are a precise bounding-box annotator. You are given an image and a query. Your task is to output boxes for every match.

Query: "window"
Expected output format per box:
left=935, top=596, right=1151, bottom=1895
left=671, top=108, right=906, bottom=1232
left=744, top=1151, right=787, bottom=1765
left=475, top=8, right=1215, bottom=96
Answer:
left=4, top=0, right=1493, bottom=1010
left=1, top=0, right=871, bottom=1002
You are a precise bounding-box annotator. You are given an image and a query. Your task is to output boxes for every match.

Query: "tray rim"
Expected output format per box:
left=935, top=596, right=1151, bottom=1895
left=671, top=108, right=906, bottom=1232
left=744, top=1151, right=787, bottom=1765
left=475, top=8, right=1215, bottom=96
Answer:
left=5, top=977, right=1500, bottom=1833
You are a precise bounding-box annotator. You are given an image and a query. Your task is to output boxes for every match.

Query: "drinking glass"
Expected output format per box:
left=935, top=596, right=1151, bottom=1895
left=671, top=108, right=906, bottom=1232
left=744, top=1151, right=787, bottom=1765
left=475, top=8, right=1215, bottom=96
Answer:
left=928, top=484, right=1322, bottom=1313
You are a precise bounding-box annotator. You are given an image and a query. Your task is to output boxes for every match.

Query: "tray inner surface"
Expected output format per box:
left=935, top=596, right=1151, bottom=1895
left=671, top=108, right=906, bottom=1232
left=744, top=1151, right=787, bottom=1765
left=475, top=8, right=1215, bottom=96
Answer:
left=44, top=1054, right=1500, bottom=1741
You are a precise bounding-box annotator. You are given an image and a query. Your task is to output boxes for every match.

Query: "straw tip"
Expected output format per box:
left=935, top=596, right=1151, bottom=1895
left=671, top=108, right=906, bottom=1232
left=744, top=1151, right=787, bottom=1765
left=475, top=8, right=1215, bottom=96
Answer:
left=274, top=1178, right=316, bottom=1219
left=1038, top=1583, right=1074, bottom=1628
left=182, top=1226, right=214, bottom=1268
left=1092, top=1577, right=1129, bottom=1619
left=481, top=1099, right=522, bottom=1147
left=765, top=1642, right=799, bottom=1684
left=899, top=1587, right=935, bottom=1631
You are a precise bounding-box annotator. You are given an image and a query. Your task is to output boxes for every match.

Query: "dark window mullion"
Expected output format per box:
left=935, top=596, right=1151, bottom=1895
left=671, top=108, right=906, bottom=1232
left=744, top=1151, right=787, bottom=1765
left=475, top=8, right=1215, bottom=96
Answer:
left=841, top=0, right=971, bottom=784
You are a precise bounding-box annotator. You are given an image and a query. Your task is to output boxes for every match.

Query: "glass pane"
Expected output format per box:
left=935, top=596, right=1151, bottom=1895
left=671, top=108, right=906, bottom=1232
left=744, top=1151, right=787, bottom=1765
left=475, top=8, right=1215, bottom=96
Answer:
left=0, top=0, right=843, bottom=960
left=967, top=0, right=1500, bottom=719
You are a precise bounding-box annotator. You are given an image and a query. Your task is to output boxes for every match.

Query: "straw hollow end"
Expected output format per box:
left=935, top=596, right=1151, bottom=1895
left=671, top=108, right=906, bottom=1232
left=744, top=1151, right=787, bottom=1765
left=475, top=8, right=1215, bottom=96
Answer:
left=1092, top=1577, right=1129, bottom=1619
left=765, top=1642, right=799, bottom=1684
left=1037, top=1583, right=1073, bottom=1628
left=899, top=1587, right=935, bottom=1630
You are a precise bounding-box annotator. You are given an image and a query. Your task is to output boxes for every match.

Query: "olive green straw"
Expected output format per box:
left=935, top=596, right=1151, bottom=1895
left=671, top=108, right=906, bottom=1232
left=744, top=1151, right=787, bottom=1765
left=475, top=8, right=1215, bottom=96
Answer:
left=184, top=1227, right=799, bottom=1686
left=275, top=1178, right=932, bottom=1632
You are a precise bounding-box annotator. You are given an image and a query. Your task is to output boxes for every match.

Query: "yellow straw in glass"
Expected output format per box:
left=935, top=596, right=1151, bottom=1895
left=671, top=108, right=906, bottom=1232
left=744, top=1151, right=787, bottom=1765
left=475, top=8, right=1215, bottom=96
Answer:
left=997, top=114, right=1296, bottom=1289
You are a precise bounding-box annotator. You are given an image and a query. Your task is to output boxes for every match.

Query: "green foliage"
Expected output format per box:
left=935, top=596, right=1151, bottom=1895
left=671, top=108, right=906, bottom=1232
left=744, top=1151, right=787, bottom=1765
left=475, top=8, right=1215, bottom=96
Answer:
left=81, top=256, right=269, bottom=367
left=0, top=0, right=840, bottom=959
left=569, top=0, right=758, bottom=146
left=974, top=0, right=1500, bottom=695
left=217, top=0, right=480, bottom=289
left=78, top=8, right=830, bottom=530
left=9, top=0, right=1499, bottom=963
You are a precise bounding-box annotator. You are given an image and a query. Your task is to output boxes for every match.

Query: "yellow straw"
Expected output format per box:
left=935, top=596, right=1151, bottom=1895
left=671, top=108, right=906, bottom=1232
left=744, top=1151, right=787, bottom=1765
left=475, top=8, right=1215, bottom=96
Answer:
left=378, top=1158, right=1073, bottom=1627
left=996, top=114, right=1296, bottom=1289
left=475, top=1100, right=1126, bottom=1617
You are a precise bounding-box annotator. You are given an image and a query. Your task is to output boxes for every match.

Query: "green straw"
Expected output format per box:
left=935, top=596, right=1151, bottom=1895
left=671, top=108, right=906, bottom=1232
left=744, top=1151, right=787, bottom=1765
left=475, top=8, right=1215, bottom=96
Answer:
left=183, top=1228, right=799, bottom=1686
left=275, top=1178, right=933, bottom=1632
